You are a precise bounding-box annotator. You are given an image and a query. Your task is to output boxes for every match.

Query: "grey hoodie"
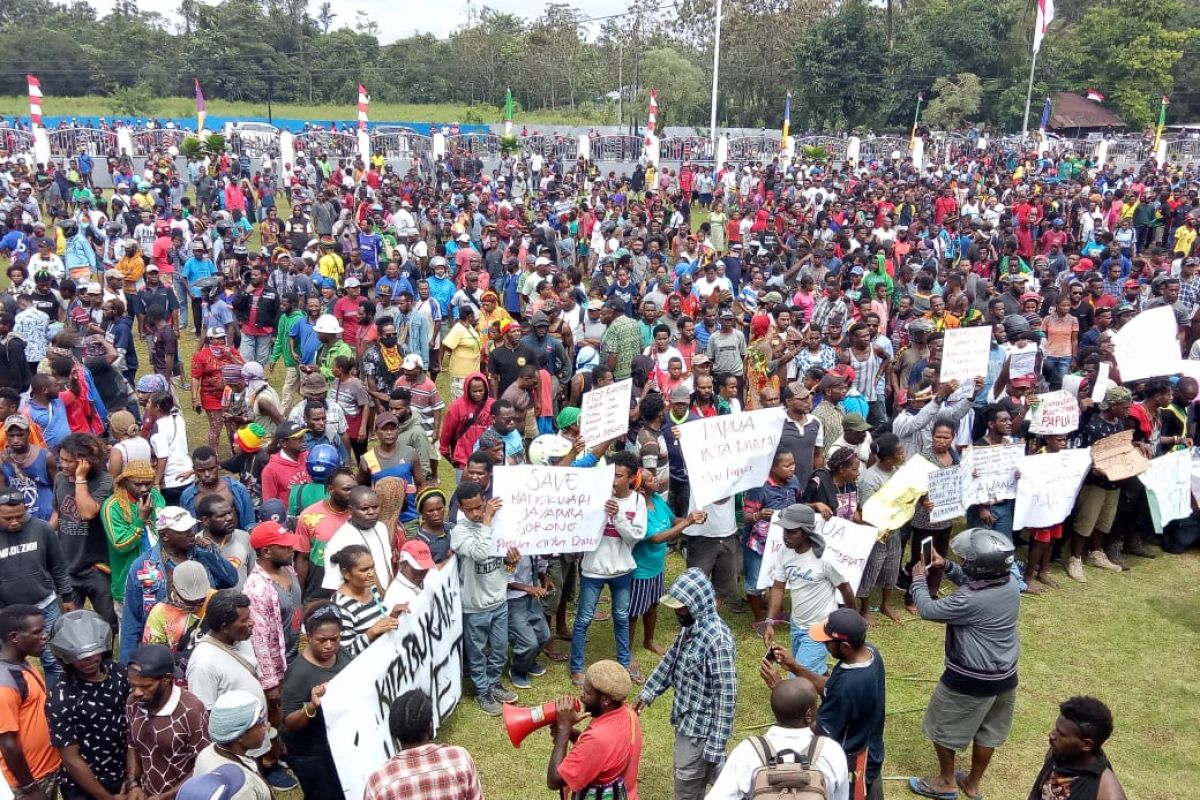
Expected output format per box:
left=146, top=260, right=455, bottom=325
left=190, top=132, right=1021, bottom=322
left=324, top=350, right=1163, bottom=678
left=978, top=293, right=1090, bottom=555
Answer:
left=450, top=516, right=507, bottom=613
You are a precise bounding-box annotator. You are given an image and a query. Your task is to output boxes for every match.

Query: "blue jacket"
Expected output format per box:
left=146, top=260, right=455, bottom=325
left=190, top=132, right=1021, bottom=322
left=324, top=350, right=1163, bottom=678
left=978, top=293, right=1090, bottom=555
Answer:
left=179, top=478, right=256, bottom=531
left=65, top=232, right=97, bottom=273
left=118, top=543, right=239, bottom=663
left=290, top=315, right=321, bottom=364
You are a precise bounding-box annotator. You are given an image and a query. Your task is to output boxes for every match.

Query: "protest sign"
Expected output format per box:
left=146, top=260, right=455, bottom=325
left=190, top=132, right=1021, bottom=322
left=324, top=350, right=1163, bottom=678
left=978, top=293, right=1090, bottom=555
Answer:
left=756, top=515, right=879, bottom=593
left=927, top=466, right=965, bottom=523
left=679, top=407, right=787, bottom=507
left=490, top=464, right=615, bottom=555
left=1113, top=305, right=1181, bottom=382
left=1028, top=390, right=1080, bottom=435
left=1090, top=363, right=1111, bottom=403
left=1013, top=449, right=1093, bottom=529
left=1061, top=374, right=1083, bottom=398
left=1190, top=454, right=1200, bottom=506
left=939, top=327, right=992, bottom=386
left=579, top=378, right=633, bottom=445
left=323, top=558, right=463, bottom=800
left=861, top=455, right=935, bottom=530
left=1008, top=349, right=1037, bottom=378
left=1091, top=430, right=1150, bottom=481
left=1138, top=449, right=1192, bottom=532
left=960, top=443, right=1024, bottom=506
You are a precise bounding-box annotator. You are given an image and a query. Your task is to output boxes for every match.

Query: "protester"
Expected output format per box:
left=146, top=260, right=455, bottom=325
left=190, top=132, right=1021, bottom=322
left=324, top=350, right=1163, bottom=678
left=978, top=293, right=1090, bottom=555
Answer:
left=1027, top=696, right=1127, bottom=800
left=0, top=604, right=60, bottom=800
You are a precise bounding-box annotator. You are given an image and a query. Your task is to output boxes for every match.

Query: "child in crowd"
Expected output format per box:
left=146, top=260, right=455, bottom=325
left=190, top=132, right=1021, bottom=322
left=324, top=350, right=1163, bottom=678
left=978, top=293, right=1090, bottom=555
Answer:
left=741, top=450, right=800, bottom=629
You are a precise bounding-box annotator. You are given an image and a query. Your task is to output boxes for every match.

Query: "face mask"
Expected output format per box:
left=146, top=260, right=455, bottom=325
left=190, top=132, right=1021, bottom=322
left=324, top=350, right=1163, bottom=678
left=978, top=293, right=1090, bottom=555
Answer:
left=380, top=335, right=398, bottom=347
left=246, top=729, right=272, bottom=758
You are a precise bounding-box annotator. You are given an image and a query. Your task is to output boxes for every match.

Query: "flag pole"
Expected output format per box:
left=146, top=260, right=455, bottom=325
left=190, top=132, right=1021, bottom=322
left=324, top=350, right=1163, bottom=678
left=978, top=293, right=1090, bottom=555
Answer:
left=1153, top=95, right=1169, bottom=151
left=1020, top=48, right=1038, bottom=140
left=910, top=92, right=923, bottom=149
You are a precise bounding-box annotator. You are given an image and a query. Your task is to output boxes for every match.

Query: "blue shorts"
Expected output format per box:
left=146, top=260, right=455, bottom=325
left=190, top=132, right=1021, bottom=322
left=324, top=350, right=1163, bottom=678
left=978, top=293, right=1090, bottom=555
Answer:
left=790, top=620, right=830, bottom=675
left=743, top=545, right=764, bottom=597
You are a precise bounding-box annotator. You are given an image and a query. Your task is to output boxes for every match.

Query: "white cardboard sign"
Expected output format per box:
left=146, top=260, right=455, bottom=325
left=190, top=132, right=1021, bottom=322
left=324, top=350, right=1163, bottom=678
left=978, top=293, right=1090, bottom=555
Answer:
left=489, top=464, right=616, bottom=555
left=679, top=407, right=787, bottom=507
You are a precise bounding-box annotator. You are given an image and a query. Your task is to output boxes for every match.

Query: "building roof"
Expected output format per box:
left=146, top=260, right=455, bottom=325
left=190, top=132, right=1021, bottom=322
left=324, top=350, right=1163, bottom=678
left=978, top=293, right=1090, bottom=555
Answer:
left=1049, top=93, right=1124, bottom=130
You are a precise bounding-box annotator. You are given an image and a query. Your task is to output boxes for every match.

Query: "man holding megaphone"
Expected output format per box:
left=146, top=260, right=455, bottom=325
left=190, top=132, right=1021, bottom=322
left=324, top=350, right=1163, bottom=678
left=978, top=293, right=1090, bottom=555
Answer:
left=544, top=660, right=644, bottom=800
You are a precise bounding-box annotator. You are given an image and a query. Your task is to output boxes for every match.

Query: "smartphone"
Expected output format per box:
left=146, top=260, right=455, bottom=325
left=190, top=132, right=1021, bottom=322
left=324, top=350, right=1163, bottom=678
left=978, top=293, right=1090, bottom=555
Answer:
left=920, top=536, right=933, bottom=565
left=765, top=647, right=777, bottom=663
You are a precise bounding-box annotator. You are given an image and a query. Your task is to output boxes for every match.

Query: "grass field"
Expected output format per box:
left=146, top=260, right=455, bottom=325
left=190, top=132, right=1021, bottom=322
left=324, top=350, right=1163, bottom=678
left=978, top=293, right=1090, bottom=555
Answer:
left=0, top=96, right=615, bottom=126
left=76, top=197, right=1200, bottom=800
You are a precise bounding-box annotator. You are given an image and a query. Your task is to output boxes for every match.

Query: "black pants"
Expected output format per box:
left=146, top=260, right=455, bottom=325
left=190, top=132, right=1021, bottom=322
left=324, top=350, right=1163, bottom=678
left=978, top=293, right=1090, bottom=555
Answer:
left=288, top=748, right=342, bottom=799
left=71, top=567, right=117, bottom=629
left=191, top=297, right=204, bottom=336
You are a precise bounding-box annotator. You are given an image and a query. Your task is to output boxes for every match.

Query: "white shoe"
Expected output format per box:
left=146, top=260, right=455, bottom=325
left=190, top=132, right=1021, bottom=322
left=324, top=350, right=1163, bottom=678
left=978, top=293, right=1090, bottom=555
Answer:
left=1066, top=557, right=1086, bottom=583
left=1087, top=550, right=1123, bottom=573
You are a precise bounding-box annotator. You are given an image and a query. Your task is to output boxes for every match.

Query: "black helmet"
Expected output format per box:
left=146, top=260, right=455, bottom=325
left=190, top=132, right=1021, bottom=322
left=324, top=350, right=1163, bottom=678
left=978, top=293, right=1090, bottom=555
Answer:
left=49, top=609, right=112, bottom=665
left=950, top=527, right=1015, bottom=581
left=1002, top=314, right=1032, bottom=341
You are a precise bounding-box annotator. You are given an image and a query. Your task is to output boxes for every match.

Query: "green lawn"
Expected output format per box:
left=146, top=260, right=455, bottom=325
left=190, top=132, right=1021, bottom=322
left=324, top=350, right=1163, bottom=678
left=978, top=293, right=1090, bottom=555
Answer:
left=0, top=95, right=613, bottom=126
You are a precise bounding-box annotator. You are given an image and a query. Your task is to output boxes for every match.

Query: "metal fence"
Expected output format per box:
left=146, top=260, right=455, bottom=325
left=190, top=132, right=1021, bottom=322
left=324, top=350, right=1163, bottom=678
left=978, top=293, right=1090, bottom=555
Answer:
left=659, top=136, right=713, bottom=163
left=794, top=135, right=848, bottom=161
left=46, top=127, right=118, bottom=157
left=522, top=134, right=578, bottom=161
left=857, top=136, right=910, bottom=163
left=292, top=130, right=358, bottom=159
left=229, top=126, right=280, bottom=159
left=727, top=135, right=781, bottom=163
left=131, top=128, right=185, bottom=157
left=0, top=127, right=34, bottom=155
left=1165, top=137, right=1200, bottom=163
left=447, top=133, right=501, bottom=158
left=370, top=128, right=432, bottom=159
left=593, top=134, right=643, bottom=162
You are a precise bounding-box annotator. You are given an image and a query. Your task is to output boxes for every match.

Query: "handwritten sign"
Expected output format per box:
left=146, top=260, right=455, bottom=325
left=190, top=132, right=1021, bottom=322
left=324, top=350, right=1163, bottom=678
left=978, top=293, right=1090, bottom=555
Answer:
left=1138, top=449, right=1192, bottom=532
left=679, top=407, right=787, bottom=507
left=757, top=515, right=879, bottom=593
left=323, top=558, right=463, bottom=800
left=579, top=378, right=633, bottom=445
left=1062, top=374, right=1083, bottom=398
left=1028, top=390, right=1080, bottom=434
left=1113, top=305, right=1181, bottom=382
left=1008, top=349, right=1037, bottom=379
left=927, top=466, right=965, bottom=523
left=1090, top=362, right=1111, bottom=403
left=939, top=327, right=991, bottom=386
left=861, top=455, right=935, bottom=530
left=1013, top=449, right=1093, bottom=529
left=960, top=443, right=1024, bottom=506
left=1091, top=430, right=1149, bottom=481
left=489, top=465, right=615, bottom=555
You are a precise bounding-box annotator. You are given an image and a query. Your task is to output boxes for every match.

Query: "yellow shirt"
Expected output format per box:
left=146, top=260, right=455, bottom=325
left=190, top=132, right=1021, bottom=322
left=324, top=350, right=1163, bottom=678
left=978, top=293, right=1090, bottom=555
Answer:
left=1174, top=226, right=1196, bottom=255
left=441, top=321, right=482, bottom=379
left=318, top=252, right=345, bottom=285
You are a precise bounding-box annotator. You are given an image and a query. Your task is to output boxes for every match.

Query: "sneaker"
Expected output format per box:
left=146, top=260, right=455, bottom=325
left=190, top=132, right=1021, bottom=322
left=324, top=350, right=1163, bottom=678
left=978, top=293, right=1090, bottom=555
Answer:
left=509, top=671, right=532, bottom=689
left=528, top=662, right=547, bottom=677
left=724, top=599, right=748, bottom=614
left=492, top=685, right=519, bottom=703
left=1087, top=550, right=1123, bottom=572
left=476, top=691, right=503, bottom=716
left=264, top=765, right=298, bottom=790
left=1104, top=547, right=1129, bottom=571
left=1066, top=557, right=1087, bottom=583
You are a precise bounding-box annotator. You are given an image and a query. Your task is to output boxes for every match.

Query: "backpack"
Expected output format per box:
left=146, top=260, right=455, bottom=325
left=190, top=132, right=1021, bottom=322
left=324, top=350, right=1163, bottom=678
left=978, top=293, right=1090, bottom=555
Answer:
left=745, top=734, right=829, bottom=800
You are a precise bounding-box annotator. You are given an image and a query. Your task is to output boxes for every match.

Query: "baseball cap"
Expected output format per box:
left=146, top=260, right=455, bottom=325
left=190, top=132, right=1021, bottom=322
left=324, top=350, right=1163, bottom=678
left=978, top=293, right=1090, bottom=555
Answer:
left=206, top=325, right=227, bottom=339
left=300, top=373, right=327, bottom=395
left=145, top=263, right=159, bottom=272
left=530, top=312, right=550, bottom=327
left=778, top=503, right=817, bottom=532
left=842, top=413, right=871, bottom=432
left=402, top=354, right=424, bottom=370
left=177, top=765, right=246, bottom=800
left=535, top=256, right=552, bottom=267
left=104, top=268, right=124, bottom=281
left=1123, top=279, right=1139, bottom=289
left=85, top=282, right=102, bottom=294
left=400, top=540, right=436, bottom=570
left=375, top=412, right=399, bottom=429
left=817, top=374, right=848, bottom=392
left=170, top=561, right=211, bottom=602
left=669, top=385, right=692, bottom=403
left=808, top=607, right=868, bottom=646
left=457, top=233, right=470, bottom=242
left=586, top=298, right=604, bottom=311
left=156, top=506, right=198, bottom=532
left=344, top=277, right=361, bottom=288
left=3, top=415, right=29, bottom=431
left=249, top=521, right=300, bottom=550
left=782, top=381, right=811, bottom=401
left=692, top=354, right=712, bottom=367
left=275, top=421, right=307, bottom=439
left=719, top=308, right=735, bottom=320
left=256, top=499, right=287, bottom=525
left=128, top=644, right=176, bottom=678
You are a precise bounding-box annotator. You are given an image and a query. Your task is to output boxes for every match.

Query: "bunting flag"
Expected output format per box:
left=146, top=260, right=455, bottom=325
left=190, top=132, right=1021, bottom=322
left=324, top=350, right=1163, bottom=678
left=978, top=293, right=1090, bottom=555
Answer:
left=194, top=79, right=206, bottom=132
left=781, top=90, right=792, bottom=148
left=358, top=83, right=369, bottom=130
left=505, top=87, right=513, bottom=122
left=1033, top=0, right=1054, bottom=54
left=646, top=89, right=658, bottom=142
left=1154, top=95, right=1169, bottom=151
left=1039, top=96, right=1052, bottom=130
left=1086, top=88, right=1106, bottom=103
left=27, top=75, right=42, bottom=128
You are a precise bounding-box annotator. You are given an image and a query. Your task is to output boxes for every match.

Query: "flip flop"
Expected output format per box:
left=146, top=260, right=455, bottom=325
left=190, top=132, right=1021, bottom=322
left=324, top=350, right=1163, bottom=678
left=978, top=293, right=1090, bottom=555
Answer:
left=544, top=649, right=569, bottom=662
left=628, top=667, right=645, bottom=685
left=956, top=769, right=984, bottom=800
left=908, top=777, right=958, bottom=800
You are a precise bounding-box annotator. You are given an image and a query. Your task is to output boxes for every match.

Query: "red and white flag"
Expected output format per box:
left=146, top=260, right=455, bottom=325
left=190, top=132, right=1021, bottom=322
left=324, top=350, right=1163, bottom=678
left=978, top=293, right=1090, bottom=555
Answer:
left=646, top=89, right=658, bottom=144
left=27, top=75, right=42, bottom=127
left=357, top=83, right=369, bottom=131
left=1086, top=88, right=1106, bottom=103
left=1033, top=0, right=1054, bottom=54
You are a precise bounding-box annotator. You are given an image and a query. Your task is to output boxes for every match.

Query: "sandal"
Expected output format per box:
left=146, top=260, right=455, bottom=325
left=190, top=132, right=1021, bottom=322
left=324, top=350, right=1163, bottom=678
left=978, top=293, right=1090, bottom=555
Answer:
left=544, top=649, right=569, bottom=662
left=628, top=667, right=645, bottom=685
left=908, top=777, right=958, bottom=800
left=955, top=769, right=984, bottom=800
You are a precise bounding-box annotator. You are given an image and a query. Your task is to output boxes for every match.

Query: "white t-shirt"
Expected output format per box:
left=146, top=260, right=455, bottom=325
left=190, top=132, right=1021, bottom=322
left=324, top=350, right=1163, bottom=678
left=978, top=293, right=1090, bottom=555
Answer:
left=688, top=494, right=738, bottom=538
left=186, top=637, right=265, bottom=709
left=772, top=548, right=848, bottom=627
left=322, top=521, right=395, bottom=591
left=644, top=344, right=684, bottom=373
left=706, top=726, right=850, bottom=800
left=150, top=412, right=194, bottom=489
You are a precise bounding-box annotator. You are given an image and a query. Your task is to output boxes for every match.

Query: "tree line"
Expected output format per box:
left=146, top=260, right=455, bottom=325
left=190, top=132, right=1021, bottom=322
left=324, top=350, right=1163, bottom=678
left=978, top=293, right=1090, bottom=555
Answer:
left=0, top=0, right=1195, bottom=131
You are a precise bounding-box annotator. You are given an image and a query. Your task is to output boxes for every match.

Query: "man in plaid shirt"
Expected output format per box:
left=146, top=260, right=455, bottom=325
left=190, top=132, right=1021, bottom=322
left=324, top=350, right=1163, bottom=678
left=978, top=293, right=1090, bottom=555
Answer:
left=363, top=690, right=483, bottom=800
left=634, top=568, right=738, bottom=800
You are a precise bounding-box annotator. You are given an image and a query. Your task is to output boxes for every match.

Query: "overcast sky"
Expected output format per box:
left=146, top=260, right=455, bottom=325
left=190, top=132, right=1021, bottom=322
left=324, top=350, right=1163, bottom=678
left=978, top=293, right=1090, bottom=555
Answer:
left=88, top=0, right=632, bottom=43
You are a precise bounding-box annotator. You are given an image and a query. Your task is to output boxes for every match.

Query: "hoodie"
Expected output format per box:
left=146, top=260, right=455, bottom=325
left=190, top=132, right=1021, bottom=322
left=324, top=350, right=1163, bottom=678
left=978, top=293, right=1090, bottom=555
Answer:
left=260, top=450, right=309, bottom=506
left=580, top=490, right=647, bottom=579
left=449, top=515, right=506, bottom=613
left=395, top=409, right=436, bottom=477
left=439, top=371, right=494, bottom=468
left=639, top=568, right=738, bottom=764
left=0, top=516, right=73, bottom=608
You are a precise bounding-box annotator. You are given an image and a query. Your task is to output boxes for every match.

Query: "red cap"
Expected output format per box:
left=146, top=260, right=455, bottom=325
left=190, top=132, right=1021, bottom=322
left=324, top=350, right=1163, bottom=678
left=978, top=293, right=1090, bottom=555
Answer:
left=249, top=521, right=300, bottom=550
left=400, top=540, right=436, bottom=570
left=1009, top=375, right=1036, bottom=389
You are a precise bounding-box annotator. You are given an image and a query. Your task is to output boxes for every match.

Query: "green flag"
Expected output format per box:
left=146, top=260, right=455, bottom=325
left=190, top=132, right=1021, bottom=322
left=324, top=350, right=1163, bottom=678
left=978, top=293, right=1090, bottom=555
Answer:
left=505, top=88, right=513, bottom=121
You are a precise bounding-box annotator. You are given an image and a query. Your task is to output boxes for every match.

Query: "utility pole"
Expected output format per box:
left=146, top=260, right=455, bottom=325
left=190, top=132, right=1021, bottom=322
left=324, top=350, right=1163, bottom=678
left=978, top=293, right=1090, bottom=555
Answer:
left=709, top=0, right=724, bottom=141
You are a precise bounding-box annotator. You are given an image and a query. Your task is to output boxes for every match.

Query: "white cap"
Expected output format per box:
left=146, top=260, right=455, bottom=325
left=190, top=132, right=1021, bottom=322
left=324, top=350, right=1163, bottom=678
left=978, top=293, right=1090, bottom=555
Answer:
left=313, top=314, right=343, bottom=334
left=535, top=256, right=551, bottom=267
left=344, top=277, right=361, bottom=288
left=156, top=506, right=198, bottom=532
left=402, top=354, right=424, bottom=370
left=430, top=256, right=447, bottom=268
left=457, top=233, right=470, bottom=243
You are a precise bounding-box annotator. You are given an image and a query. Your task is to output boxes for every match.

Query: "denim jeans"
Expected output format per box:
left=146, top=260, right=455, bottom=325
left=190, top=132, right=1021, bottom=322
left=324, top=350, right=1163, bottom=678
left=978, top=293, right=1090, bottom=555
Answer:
left=789, top=619, right=829, bottom=676
left=240, top=333, right=274, bottom=366
left=174, top=277, right=190, bottom=327
left=463, top=604, right=508, bottom=695
left=39, top=600, right=63, bottom=690
left=507, top=594, right=551, bottom=678
left=1045, top=355, right=1071, bottom=387
left=570, top=571, right=634, bottom=674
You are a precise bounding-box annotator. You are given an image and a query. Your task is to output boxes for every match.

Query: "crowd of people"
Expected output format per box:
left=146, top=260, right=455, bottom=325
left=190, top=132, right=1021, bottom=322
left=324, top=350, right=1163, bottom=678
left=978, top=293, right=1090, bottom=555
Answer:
left=0, top=129, right=1179, bottom=800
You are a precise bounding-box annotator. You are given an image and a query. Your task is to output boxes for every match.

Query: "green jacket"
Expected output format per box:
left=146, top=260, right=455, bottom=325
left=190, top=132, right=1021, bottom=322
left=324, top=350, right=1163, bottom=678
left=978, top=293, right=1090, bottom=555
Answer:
left=318, top=340, right=356, bottom=380
left=272, top=309, right=304, bottom=367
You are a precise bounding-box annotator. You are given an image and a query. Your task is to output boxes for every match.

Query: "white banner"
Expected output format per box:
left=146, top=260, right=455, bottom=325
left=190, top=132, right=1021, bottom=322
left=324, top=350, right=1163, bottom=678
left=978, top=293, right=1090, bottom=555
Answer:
left=927, top=466, right=965, bottom=524
left=579, top=378, right=633, bottom=445
left=679, top=407, right=787, bottom=507
left=323, top=558, right=463, bottom=800
left=757, top=515, right=878, bottom=594
left=1138, top=449, right=1193, bottom=532
left=860, top=455, right=935, bottom=531
left=1113, top=305, right=1181, bottom=382
left=489, top=464, right=615, bottom=555
left=1028, top=390, right=1080, bottom=435
left=1013, top=449, right=1093, bottom=529
left=960, top=443, right=1024, bottom=507
left=939, top=327, right=992, bottom=386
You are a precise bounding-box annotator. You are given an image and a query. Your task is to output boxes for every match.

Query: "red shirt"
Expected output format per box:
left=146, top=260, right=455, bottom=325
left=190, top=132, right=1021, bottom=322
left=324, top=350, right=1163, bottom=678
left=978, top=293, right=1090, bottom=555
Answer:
left=243, top=286, right=274, bottom=336
left=363, top=743, right=482, bottom=800
left=557, top=705, right=643, bottom=800
left=333, top=295, right=362, bottom=344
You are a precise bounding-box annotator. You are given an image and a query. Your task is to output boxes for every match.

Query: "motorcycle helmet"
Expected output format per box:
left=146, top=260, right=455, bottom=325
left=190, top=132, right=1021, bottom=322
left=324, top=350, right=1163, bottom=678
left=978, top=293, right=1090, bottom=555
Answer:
left=307, top=442, right=342, bottom=482
left=48, top=609, right=112, bottom=665
left=950, top=527, right=1015, bottom=581
left=528, top=434, right=573, bottom=466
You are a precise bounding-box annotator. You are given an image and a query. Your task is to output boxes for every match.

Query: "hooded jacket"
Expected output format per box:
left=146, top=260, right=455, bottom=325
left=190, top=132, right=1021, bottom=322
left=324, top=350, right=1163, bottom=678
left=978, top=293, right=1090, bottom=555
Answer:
left=639, top=568, right=738, bottom=764
left=395, top=406, right=436, bottom=477
left=439, top=371, right=494, bottom=468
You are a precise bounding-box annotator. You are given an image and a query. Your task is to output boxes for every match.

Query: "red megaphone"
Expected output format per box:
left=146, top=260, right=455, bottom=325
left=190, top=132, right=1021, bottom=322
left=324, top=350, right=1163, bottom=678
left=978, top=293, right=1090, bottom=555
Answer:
left=502, top=699, right=580, bottom=748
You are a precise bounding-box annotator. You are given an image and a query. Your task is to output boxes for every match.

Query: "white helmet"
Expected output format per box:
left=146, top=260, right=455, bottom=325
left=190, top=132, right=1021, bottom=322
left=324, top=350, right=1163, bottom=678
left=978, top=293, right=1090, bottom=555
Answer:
left=528, top=434, right=573, bottom=466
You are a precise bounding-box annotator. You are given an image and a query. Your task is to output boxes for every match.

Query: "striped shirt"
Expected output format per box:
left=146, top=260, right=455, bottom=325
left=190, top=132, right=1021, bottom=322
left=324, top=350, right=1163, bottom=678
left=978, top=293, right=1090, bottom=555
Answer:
left=333, top=589, right=387, bottom=657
